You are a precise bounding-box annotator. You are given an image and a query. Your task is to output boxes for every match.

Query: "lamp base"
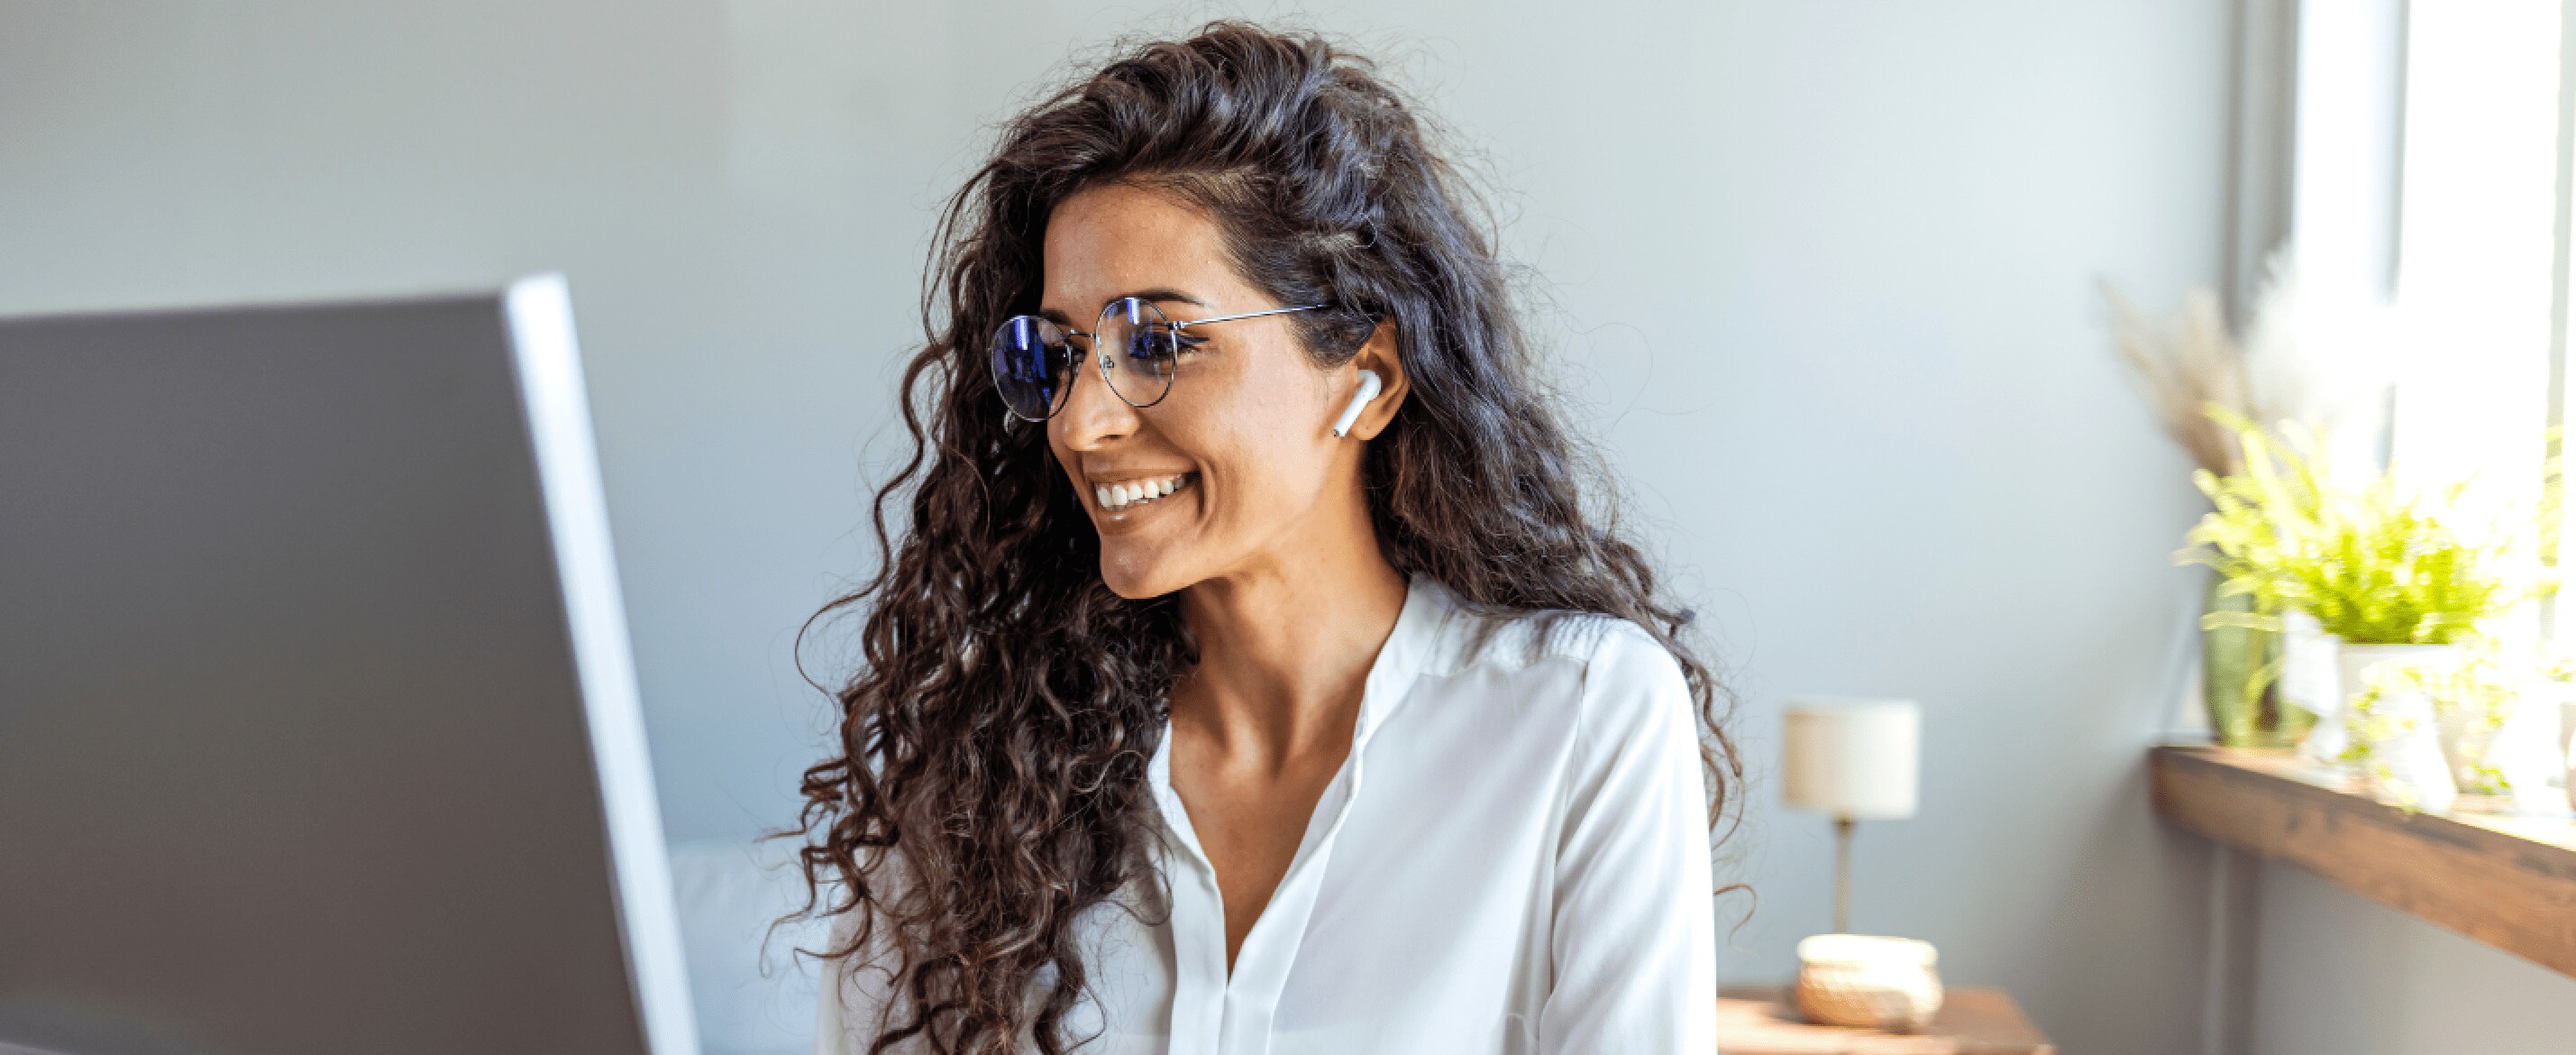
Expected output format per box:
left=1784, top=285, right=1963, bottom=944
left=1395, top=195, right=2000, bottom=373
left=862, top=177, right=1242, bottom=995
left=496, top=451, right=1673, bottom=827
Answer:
left=1832, top=815, right=1854, bottom=934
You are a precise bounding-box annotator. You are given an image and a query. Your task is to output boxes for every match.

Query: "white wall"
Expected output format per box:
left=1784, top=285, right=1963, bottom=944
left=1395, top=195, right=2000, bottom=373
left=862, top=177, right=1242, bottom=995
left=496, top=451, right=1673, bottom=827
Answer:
left=1, top=3, right=2243, bottom=1051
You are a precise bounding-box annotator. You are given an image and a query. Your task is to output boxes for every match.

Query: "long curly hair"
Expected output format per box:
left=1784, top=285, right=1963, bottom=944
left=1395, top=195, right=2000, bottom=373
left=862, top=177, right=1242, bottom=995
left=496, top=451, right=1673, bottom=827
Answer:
left=790, top=22, right=1740, bottom=1055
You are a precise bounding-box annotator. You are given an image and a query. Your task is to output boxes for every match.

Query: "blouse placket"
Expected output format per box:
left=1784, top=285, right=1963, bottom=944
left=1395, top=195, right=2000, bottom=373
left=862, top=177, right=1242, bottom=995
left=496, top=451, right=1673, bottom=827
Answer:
left=1142, top=582, right=1441, bottom=1055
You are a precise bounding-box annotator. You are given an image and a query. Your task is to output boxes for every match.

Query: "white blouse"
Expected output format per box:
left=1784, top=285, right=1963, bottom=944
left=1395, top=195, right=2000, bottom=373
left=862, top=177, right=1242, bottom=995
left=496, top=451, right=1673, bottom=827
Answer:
left=815, top=578, right=1718, bottom=1054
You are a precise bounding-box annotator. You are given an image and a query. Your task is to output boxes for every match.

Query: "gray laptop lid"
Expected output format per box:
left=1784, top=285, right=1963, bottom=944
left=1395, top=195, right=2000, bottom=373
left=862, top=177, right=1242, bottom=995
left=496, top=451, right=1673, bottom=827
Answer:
left=0, top=277, right=699, bottom=1055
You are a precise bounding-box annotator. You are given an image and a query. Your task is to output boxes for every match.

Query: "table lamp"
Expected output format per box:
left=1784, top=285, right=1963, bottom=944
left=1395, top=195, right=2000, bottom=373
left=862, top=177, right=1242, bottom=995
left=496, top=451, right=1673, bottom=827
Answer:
left=1781, top=697, right=1921, bottom=935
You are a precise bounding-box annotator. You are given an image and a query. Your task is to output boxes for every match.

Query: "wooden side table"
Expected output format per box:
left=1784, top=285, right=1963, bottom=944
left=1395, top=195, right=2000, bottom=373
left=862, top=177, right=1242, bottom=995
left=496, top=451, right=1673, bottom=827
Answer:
left=1715, top=986, right=2055, bottom=1054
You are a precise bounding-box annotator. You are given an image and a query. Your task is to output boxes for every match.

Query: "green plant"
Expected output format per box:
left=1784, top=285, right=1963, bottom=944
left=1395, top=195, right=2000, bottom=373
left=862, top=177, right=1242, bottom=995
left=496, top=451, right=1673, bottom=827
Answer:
left=2179, top=409, right=2551, bottom=647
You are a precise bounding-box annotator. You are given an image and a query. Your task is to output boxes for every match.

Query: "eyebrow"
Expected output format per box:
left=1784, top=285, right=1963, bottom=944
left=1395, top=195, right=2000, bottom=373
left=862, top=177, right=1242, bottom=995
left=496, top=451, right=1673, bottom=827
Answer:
left=1038, top=288, right=1210, bottom=326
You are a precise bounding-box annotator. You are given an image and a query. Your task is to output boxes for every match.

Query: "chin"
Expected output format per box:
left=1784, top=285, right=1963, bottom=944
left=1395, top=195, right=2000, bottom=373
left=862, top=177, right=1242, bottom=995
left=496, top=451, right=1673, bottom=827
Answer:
left=1097, top=542, right=1195, bottom=600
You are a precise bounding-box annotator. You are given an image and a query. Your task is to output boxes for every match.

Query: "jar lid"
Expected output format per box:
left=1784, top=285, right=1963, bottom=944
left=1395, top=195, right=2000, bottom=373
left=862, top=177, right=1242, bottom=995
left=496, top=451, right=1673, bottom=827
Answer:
left=1797, top=933, right=1939, bottom=968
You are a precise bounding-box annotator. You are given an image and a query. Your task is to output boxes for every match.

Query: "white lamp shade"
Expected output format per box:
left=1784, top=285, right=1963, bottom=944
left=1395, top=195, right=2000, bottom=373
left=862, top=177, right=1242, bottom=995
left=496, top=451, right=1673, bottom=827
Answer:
left=1782, top=697, right=1921, bottom=819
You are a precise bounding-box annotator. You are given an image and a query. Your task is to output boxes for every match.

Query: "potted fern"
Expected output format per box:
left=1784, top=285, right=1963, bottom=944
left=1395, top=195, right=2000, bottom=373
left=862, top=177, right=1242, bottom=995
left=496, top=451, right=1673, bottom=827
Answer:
left=2179, top=412, right=2551, bottom=761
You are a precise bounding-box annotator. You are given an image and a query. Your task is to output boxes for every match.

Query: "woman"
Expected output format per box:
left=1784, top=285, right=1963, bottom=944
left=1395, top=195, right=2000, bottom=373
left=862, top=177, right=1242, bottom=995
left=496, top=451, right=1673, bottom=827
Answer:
left=795, top=22, right=1739, bottom=1055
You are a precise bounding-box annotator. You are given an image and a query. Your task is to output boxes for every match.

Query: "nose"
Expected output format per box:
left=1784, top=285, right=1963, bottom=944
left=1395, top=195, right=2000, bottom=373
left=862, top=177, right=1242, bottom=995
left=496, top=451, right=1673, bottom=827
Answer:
left=1051, top=349, right=1140, bottom=452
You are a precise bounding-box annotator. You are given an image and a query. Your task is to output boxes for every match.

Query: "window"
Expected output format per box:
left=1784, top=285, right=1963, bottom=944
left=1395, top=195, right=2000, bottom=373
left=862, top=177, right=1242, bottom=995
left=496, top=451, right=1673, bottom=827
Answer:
left=2291, top=0, right=2571, bottom=646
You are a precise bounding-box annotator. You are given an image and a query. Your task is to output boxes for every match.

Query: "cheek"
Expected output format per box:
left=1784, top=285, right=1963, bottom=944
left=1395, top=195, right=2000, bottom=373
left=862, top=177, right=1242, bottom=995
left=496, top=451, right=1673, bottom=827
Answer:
left=1046, top=428, right=1079, bottom=481
left=1193, top=382, right=1334, bottom=504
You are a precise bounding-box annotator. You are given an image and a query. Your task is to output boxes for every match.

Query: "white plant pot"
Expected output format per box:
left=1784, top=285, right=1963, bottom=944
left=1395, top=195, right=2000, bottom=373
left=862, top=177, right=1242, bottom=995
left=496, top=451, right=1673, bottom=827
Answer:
left=2542, top=682, right=2576, bottom=814
left=2559, top=683, right=2576, bottom=763
left=2302, top=643, right=2461, bottom=764
left=2436, top=704, right=2507, bottom=796
left=2486, top=690, right=2565, bottom=815
left=2432, top=683, right=2562, bottom=810
left=2277, top=613, right=2340, bottom=720
left=2352, top=685, right=2458, bottom=813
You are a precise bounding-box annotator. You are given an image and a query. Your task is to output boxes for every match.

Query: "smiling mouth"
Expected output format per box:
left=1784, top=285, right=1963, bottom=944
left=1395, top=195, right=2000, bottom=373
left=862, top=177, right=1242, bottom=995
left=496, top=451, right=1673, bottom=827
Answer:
left=1093, top=472, right=1196, bottom=512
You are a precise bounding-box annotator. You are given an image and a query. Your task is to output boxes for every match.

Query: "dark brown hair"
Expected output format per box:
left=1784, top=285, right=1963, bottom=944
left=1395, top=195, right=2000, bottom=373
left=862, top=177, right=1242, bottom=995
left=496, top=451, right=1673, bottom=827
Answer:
left=789, top=22, right=1739, bottom=1054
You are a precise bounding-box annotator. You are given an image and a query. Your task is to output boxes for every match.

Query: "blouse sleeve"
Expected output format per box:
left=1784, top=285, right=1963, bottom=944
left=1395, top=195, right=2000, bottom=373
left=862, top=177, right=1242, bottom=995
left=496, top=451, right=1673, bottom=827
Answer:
left=1538, top=623, right=1719, bottom=1053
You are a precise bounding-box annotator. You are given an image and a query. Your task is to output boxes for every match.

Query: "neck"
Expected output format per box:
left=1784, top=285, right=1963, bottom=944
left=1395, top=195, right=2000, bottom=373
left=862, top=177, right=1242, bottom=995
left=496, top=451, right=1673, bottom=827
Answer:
left=1173, top=512, right=1408, bottom=770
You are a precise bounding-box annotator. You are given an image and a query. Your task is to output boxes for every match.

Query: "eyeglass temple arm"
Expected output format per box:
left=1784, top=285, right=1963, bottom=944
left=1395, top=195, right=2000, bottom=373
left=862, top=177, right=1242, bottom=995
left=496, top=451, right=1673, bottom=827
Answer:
left=1170, top=303, right=1330, bottom=331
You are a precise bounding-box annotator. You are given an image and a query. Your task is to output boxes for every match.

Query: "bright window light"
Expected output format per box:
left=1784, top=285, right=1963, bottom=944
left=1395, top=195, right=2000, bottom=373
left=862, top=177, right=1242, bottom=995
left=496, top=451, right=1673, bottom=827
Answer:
left=2389, top=1, right=2561, bottom=518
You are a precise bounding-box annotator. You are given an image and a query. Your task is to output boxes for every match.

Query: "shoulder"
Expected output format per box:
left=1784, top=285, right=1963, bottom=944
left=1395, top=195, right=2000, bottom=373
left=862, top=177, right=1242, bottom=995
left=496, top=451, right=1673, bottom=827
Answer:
left=1572, top=617, right=1689, bottom=698
left=1433, top=600, right=1690, bottom=729
left=1444, top=602, right=1685, bottom=694
left=1561, top=618, right=1694, bottom=750
left=1434, top=610, right=1708, bottom=842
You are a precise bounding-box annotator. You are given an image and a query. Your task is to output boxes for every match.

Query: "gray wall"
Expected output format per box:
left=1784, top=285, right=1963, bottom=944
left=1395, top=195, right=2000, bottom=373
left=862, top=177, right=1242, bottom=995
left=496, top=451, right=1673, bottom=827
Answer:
left=2255, top=862, right=2576, bottom=1054
left=4, top=3, right=2247, bottom=1050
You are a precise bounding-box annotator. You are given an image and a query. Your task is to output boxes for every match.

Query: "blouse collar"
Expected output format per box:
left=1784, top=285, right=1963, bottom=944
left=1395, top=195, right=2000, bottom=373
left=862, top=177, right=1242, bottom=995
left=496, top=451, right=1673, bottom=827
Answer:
left=1351, top=574, right=1454, bottom=749
left=1145, top=573, right=1457, bottom=800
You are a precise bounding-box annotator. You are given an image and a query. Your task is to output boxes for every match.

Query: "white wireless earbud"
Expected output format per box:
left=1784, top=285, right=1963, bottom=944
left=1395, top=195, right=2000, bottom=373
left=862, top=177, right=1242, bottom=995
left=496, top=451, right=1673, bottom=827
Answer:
left=1332, top=369, right=1384, bottom=438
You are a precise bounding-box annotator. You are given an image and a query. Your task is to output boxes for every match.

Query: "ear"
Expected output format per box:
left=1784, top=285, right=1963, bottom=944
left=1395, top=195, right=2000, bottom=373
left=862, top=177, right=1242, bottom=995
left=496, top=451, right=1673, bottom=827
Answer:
left=1341, top=319, right=1409, bottom=441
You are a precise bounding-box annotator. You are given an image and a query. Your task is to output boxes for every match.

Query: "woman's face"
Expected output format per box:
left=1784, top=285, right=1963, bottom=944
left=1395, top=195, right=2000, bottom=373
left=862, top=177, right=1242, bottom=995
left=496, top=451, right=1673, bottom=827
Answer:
left=1041, top=183, right=1395, bottom=599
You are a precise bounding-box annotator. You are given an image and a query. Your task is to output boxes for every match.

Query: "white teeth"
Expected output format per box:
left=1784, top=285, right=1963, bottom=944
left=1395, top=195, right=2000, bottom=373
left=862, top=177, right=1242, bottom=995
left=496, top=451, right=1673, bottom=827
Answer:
left=1095, top=474, right=1191, bottom=511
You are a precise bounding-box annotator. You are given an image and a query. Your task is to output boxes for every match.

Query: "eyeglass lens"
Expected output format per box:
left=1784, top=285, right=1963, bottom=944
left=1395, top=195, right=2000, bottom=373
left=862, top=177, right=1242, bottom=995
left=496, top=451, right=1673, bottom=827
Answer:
left=1096, top=297, right=1183, bottom=409
left=987, top=315, right=1075, bottom=421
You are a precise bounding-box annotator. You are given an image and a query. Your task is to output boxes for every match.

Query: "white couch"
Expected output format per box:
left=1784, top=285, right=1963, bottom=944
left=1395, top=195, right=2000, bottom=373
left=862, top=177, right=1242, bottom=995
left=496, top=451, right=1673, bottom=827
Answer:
left=668, top=839, right=832, bottom=1055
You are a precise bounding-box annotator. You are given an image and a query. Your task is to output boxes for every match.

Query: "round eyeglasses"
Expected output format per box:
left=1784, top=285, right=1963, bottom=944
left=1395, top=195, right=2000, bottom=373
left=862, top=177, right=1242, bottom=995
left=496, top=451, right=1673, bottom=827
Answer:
left=988, top=297, right=1329, bottom=421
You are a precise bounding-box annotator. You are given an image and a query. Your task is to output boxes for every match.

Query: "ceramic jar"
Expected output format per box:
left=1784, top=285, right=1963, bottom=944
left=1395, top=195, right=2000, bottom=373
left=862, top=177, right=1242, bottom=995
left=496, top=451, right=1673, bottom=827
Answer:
left=1794, top=934, right=1943, bottom=1032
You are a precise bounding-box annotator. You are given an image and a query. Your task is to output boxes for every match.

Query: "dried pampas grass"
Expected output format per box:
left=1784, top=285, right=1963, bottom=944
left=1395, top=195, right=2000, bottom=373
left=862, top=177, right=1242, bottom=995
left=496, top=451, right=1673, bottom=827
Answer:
left=2104, top=282, right=2249, bottom=476
left=2104, top=252, right=2389, bottom=479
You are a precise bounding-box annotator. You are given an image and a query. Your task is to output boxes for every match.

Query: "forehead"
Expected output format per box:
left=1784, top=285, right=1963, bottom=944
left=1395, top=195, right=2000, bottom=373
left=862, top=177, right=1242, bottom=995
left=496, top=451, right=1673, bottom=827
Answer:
left=1040, top=183, right=1251, bottom=316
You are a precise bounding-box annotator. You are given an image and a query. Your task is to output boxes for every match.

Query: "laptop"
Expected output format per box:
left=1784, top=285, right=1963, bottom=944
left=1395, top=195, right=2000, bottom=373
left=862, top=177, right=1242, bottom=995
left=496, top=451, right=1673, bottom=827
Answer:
left=0, top=277, right=700, bottom=1055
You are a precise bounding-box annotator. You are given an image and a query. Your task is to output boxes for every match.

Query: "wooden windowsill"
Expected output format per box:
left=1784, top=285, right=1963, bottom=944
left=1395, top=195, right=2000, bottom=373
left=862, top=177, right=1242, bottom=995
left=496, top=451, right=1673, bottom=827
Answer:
left=2148, top=746, right=2576, bottom=978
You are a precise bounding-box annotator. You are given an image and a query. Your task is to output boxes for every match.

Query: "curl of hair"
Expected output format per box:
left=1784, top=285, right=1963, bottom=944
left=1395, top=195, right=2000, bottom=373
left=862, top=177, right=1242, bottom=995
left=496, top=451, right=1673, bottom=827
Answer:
left=787, top=22, right=1740, bottom=1055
